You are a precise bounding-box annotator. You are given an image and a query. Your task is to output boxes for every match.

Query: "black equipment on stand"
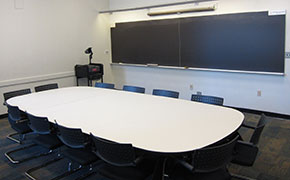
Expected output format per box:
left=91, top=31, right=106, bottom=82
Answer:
left=85, top=47, right=93, bottom=64
left=75, top=47, right=104, bottom=86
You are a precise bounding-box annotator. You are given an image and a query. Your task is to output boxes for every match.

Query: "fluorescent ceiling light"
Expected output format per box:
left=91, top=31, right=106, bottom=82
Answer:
left=147, top=5, right=216, bottom=16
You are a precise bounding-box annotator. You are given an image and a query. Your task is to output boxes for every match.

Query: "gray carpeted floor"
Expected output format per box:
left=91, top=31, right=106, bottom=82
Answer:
left=228, top=113, right=290, bottom=180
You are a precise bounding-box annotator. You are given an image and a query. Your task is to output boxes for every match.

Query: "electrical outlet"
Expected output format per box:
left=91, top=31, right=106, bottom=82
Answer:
left=286, top=52, right=290, bottom=59
left=197, top=91, right=202, bottom=95
left=189, top=84, right=194, bottom=91
left=257, top=90, right=262, bottom=97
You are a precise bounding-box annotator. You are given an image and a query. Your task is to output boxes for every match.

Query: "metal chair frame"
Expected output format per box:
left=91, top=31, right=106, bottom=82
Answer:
left=24, top=114, right=65, bottom=180
left=5, top=114, right=61, bottom=165
left=7, top=131, right=28, bottom=144
left=168, top=135, right=239, bottom=180
left=3, top=89, right=32, bottom=144
left=50, top=123, right=99, bottom=180
left=90, top=133, right=154, bottom=180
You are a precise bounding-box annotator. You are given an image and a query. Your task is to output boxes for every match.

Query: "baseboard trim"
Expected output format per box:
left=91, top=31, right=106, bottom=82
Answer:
left=227, top=106, right=290, bottom=120
left=0, top=113, right=8, bottom=119
left=0, top=71, right=75, bottom=88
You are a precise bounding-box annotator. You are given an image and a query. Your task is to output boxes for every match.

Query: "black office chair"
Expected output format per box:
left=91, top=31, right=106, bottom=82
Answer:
left=55, top=124, right=99, bottom=180
left=170, top=135, right=239, bottom=180
left=3, top=88, right=31, bottom=104
left=34, top=83, right=58, bottom=92
left=5, top=113, right=62, bottom=165
left=152, top=89, right=179, bottom=99
left=3, top=89, right=32, bottom=143
left=90, top=133, right=154, bottom=180
left=95, top=82, right=115, bottom=89
left=5, top=104, right=32, bottom=144
left=22, top=114, right=65, bottom=179
left=191, top=94, right=224, bottom=106
left=123, top=85, right=145, bottom=94
left=230, top=114, right=268, bottom=180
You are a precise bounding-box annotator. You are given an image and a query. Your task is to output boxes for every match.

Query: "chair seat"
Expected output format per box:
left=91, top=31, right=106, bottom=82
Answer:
left=170, top=163, right=231, bottom=180
left=62, top=148, right=98, bottom=166
left=12, top=121, right=32, bottom=134
left=98, top=159, right=153, bottom=180
left=231, top=141, right=258, bottom=166
left=33, top=134, right=62, bottom=150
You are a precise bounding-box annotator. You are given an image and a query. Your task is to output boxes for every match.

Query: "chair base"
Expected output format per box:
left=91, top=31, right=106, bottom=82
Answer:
left=74, top=169, right=96, bottom=180
left=50, top=164, right=82, bottom=180
left=7, top=131, right=34, bottom=144
left=74, top=160, right=105, bottom=180
left=26, top=162, right=96, bottom=180
left=25, top=156, right=63, bottom=180
left=26, top=155, right=99, bottom=180
left=7, top=132, right=23, bottom=144
left=5, top=144, right=52, bottom=164
left=231, top=173, right=256, bottom=180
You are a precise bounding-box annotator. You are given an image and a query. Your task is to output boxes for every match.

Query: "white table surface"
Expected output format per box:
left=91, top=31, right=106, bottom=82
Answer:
left=7, top=87, right=244, bottom=153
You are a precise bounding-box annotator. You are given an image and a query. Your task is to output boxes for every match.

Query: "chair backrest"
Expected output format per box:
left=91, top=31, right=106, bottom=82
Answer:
left=191, top=94, right=224, bottom=106
left=7, top=116, right=17, bottom=127
left=7, top=104, right=22, bottom=121
left=27, top=113, right=51, bottom=135
left=90, top=133, right=136, bottom=167
left=123, top=85, right=145, bottom=94
left=3, top=88, right=31, bottom=102
left=35, top=83, right=58, bottom=92
left=192, top=135, right=239, bottom=173
left=56, top=123, right=86, bottom=149
left=250, top=114, right=268, bottom=145
left=152, top=89, right=179, bottom=98
left=95, top=82, right=115, bottom=89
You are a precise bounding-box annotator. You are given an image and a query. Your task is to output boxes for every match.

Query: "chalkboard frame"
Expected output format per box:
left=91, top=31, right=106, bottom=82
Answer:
left=110, top=11, right=286, bottom=75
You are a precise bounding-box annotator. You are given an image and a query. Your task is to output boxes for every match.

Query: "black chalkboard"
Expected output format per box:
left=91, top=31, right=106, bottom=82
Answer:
left=111, top=11, right=285, bottom=73
left=180, top=12, right=285, bottom=73
left=111, top=19, right=180, bottom=66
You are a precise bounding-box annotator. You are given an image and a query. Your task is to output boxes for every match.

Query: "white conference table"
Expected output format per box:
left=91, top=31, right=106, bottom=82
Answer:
left=7, top=87, right=244, bottom=153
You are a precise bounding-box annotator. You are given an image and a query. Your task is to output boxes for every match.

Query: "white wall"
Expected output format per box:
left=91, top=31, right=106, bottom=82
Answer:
left=0, top=0, right=112, bottom=114
left=109, top=0, right=290, bottom=115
